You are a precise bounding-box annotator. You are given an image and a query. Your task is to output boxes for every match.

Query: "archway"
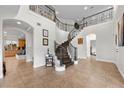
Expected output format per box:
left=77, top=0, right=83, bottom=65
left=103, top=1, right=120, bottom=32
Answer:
left=2, top=19, right=34, bottom=77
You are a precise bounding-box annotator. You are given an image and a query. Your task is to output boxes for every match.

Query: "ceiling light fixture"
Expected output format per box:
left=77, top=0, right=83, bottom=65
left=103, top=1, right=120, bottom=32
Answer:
left=84, top=6, right=88, bottom=10
left=17, top=21, right=21, bottom=25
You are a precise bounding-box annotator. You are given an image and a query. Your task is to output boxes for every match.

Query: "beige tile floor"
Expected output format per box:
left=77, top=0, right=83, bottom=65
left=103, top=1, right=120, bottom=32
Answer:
left=0, top=56, right=124, bottom=88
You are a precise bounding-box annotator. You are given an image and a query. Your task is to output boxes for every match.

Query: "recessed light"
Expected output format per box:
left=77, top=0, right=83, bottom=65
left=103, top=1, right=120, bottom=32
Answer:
left=84, top=6, right=88, bottom=10
left=17, top=21, right=21, bottom=25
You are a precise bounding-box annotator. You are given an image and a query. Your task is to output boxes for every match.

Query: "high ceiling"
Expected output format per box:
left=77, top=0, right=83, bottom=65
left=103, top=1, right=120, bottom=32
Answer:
left=0, top=5, right=19, bottom=17
left=53, top=5, right=113, bottom=20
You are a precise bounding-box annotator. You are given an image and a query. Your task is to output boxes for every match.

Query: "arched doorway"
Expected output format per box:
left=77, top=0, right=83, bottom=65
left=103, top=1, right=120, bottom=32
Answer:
left=2, top=19, right=34, bottom=77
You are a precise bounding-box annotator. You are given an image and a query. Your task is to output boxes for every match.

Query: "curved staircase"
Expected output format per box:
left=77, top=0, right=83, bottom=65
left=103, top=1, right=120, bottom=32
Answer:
left=55, top=21, right=84, bottom=68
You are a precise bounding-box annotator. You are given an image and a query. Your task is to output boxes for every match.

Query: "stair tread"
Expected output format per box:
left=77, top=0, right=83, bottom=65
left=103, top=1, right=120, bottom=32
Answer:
left=55, top=39, right=74, bottom=67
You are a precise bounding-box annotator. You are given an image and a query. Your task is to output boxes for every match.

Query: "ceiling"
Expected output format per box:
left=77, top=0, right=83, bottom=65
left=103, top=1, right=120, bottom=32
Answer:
left=4, top=28, right=25, bottom=39
left=3, top=19, right=33, bottom=31
left=3, top=19, right=33, bottom=39
left=0, top=5, right=20, bottom=17
left=53, top=5, right=113, bottom=20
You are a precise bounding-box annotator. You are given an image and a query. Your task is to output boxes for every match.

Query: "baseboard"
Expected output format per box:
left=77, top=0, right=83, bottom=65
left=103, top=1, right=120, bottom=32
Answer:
left=83, top=57, right=87, bottom=59
left=33, top=63, right=45, bottom=68
left=78, top=57, right=87, bottom=59
left=96, top=58, right=114, bottom=63
left=115, top=64, right=124, bottom=79
left=0, top=73, right=3, bottom=79
left=26, top=59, right=32, bottom=62
left=118, top=68, right=124, bottom=79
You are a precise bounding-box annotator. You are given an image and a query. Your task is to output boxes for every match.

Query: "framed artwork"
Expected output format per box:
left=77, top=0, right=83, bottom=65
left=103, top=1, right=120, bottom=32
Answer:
left=118, top=13, right=124, bottom=46
left=43, top=38, right=48, bottom=46
left=78, top=38, right=83, bottom=44
left=43, top=29, right=48, bottom=37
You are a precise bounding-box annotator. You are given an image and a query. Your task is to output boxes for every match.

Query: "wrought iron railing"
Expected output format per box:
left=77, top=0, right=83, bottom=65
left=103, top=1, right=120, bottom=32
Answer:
left=83, top=7, right=113, bottom=27
left=55, top=17, right=74, bottom=32
left=29, top=5, right=55, bottom=21
left=68, top=28, right=81, bottom=41
left=29, top=5, right=113, bottom=31
left=29, top=5, right=74, bottom=32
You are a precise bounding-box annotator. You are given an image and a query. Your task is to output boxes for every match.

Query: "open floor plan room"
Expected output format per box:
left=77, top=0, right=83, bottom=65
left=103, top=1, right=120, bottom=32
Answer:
left=0, top=5, right=124, bottom=88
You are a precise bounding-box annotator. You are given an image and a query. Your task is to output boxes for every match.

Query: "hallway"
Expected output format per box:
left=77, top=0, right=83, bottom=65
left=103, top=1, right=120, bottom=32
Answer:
left=0, top=57, right=124, bottom=88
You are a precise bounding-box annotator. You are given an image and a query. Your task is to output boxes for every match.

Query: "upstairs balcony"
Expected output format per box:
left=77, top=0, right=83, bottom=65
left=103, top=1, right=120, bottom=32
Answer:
left=29, top=5, right=113, bottom=31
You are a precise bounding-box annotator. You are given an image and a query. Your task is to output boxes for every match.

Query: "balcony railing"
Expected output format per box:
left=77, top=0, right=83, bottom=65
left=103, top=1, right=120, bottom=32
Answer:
left=29, top=5, right=55, bottom=21
left=83, top=7, right=113, bottom=27
left=29, top=5, right=113, bottom=31
left=55, top=17, right=74, bottom=31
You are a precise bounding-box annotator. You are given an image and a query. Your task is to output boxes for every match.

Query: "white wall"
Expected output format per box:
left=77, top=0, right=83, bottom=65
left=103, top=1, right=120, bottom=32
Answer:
left=26, top=31, right=33, bottom=62
left=16, top=6, right=56, bottom=68
left=86, top=35, right=91, bottom=57
left=55, top=27, right=69, bottom=44
left=71, top=34, right=87, bottom=59
left=72, top=21, right=115, bottom=62
left=114, top=6, right=124, bottom=78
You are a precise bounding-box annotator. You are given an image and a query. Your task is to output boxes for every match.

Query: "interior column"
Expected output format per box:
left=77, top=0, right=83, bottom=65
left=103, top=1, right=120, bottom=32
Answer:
left=26, top=32, right=33, bottom=62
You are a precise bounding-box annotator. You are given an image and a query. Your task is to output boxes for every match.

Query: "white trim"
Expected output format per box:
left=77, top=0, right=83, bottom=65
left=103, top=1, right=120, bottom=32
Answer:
left=115, top=63, right=124, bottom=79
left=74, top=60, right=78, bottom=64
left=116, top=65, right=124, bottom=79
left=96, top=58, right=113, bottom=63
left=0, top=74, right=3, bottom=79
left=80, top=57, right=87, bottom=59
left=26, top=59, right=32, bottom=62
left=16, top=54, right=26, bottom=60
left=55, top=65, right=65, bottom=72
left=33, top=64, right=45, bottom=68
